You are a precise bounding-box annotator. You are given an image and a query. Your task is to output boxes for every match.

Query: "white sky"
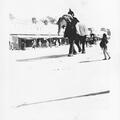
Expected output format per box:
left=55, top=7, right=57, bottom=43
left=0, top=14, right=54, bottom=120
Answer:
left=2, top=0, right=120, bottom=28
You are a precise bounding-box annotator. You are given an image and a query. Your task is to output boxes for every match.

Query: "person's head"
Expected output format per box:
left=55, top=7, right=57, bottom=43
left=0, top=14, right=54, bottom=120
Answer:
left=68, top=9, right=74, bottom=17
left=103, top=33, right=107, bottom=38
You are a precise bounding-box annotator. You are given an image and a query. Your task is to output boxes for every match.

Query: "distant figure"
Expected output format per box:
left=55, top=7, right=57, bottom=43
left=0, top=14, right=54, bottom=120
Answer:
left=38, top=40, right=42, bottom=47
left=21, top=41, right=25, bottom=50
left=32, top=40, right=37, bottom=49
left=100, top=33, right=111, bottom=60
left=9, top=41, right=14, bottom=50
left=90, top=33, right=96, bottom=45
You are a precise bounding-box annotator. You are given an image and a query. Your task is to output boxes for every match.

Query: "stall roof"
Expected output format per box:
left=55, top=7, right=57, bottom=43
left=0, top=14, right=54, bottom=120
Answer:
left=10, top=34, right=63, bottom=40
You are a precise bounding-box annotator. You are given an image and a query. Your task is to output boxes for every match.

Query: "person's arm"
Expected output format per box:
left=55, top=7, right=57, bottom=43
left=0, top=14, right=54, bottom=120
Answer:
left=76, top=23, right=81, bottom=35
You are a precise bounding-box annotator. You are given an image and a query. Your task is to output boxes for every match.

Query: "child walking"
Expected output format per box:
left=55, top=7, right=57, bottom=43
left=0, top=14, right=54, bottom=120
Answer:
left=100, top=33, right=111, bottom=60
left=32, top=40, right=37, bottom=49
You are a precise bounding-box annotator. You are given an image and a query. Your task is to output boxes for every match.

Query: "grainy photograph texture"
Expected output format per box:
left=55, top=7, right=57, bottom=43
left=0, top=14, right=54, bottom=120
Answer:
left=1, top=0, right=120, bottom=120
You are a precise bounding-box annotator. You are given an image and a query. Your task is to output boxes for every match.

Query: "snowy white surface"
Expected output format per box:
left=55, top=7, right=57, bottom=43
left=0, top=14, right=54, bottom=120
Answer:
left=2, top=41, right=119, bottom=120
left=1, top=0, right=120, bottom=119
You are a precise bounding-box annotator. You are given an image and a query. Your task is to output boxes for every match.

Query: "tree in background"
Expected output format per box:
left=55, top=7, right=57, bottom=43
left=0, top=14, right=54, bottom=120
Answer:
left=100, top=28, right=111, bottom=36
left=88, top=28, right=92, bottom=33
left=9, top=13, right=15, bottom=20
left=46, top=16, right=57, bottom=24
left=32, top=17, right=37, bottom=24
left=41, top=19, right=48, bottom=25
left=106, top=29, right=111, bottom=36
left=101, top=28, right=106, bottom=32
left=40, top=16, right=57, bottom=25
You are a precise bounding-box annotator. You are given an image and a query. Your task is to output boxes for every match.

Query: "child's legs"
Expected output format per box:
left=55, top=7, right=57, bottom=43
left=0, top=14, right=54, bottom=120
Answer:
left=103, top=48, right=107, bottom=59
left=104, top=46, right=110, bottom=59
left=106, top=50, right=110, bottom=58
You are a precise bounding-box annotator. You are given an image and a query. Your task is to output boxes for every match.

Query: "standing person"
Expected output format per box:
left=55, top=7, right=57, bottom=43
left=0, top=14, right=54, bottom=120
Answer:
left=68, top=9, right=87, bottom=54
left=100, top=33, right=111, bottom=60
left=21, top=41, right=25, bottom=50
left=67, top=9, right=80, bottom=56
left=38, top=40, right=42, bottom=48
left=32, top=40, right=37, bottom=49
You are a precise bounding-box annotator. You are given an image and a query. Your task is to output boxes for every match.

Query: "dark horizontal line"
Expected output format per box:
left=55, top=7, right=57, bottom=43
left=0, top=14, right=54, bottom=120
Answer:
left=16, top=90, right=110, bottom=108
left=10, top=34, right=62, bottom=36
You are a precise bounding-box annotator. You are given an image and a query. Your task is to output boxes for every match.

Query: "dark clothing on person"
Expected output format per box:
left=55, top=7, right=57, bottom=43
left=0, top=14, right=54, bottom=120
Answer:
left=66, top=9, right=85, bottom=55
left=79, top=35, right=86, bottom=53
left=71, top=17, right=79, bottom=26
left=67, top=9, right=79, bottom=31
left=100, top=36, right=108, bottom=49
left=64, top=16, right=81, bottom=55
left=100, top=33, right=110, bottom=60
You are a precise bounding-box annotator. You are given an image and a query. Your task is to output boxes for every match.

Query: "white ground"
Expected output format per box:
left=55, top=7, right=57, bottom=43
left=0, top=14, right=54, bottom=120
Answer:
left=2, top=41, right=120, bottom=120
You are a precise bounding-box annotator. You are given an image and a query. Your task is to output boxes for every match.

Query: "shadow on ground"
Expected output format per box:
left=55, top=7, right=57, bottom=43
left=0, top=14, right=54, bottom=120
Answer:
left=16, top=54, right=68, bottom=62
left=79, top=59, right=106, bottom=63
left=16, top=52, right=109, bottom=63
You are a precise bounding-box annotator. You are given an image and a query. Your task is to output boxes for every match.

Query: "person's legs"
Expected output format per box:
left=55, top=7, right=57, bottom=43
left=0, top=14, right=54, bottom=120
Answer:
left=85, top=39, right=88, bottom=47
left=103, top=49, right=107, bottom=60
left=75, top=36, right=81, bottom=53
left=81, top=36, right=86, bottom=53
left=75, top=42, right=81, bottom=53
left=106, top=50, right=111, bottom=59
left=73, top=46, right=77, bottom=55
left=68, top=38, right=74, bottom=56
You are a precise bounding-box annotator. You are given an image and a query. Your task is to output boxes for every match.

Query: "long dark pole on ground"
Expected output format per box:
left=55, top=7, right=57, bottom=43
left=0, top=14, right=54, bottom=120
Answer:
left=16, top=90, right=110, bottom=108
